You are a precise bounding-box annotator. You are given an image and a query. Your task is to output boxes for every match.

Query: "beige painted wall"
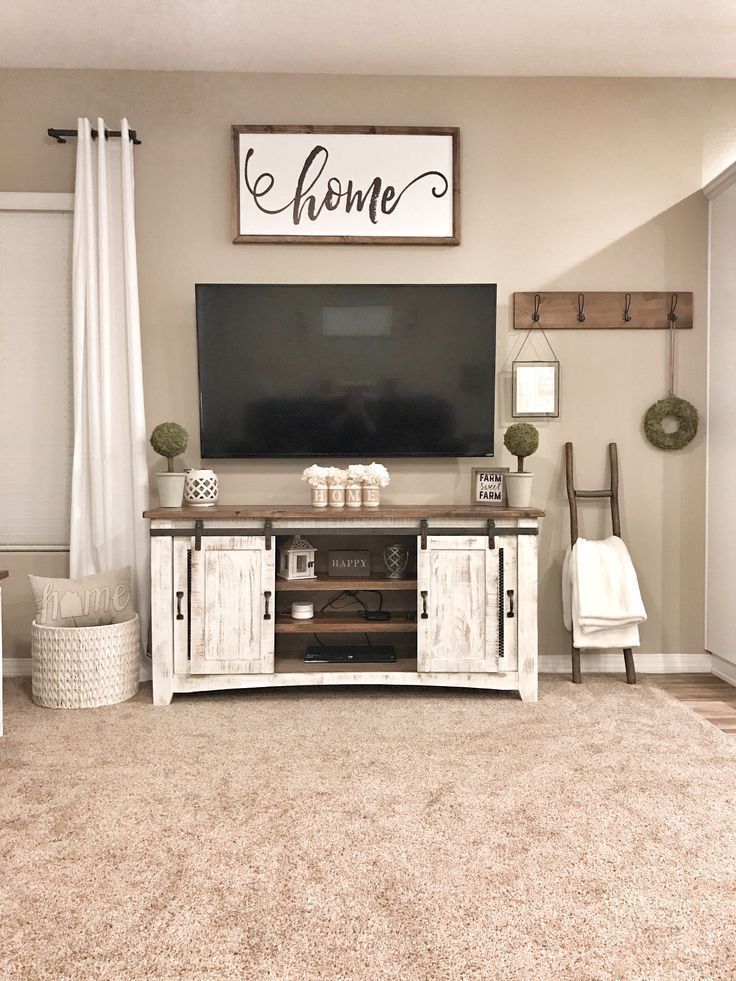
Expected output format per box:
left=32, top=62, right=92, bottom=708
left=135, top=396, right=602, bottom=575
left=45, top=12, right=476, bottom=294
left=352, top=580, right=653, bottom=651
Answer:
left=3, top=69, right=736, bottom=664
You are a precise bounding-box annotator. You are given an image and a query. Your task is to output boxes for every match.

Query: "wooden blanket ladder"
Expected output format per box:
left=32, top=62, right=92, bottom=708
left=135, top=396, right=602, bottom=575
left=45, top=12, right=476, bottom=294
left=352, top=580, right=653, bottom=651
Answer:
left=564, top=441, right=637, bottom=686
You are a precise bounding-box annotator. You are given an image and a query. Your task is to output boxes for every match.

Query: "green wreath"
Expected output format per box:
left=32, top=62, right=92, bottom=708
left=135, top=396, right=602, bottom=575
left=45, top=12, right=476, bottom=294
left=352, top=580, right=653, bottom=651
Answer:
left=643, top=395, right=698, bottom=450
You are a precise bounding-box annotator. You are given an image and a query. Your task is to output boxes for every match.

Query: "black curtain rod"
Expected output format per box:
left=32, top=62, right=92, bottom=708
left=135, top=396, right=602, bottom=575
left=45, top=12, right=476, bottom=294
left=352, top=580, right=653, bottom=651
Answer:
left=48, top=128, right=142, bottom=145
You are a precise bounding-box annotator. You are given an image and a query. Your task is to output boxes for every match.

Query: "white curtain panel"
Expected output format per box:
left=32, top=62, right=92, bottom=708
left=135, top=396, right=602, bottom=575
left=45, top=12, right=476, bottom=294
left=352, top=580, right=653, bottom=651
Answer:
left=70, top=117, right=150, bottom=668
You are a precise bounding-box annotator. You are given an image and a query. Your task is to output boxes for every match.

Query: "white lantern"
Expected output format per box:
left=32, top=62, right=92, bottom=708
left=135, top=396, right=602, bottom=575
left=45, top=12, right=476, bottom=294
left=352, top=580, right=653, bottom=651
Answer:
left=277, top=536, right=317, bottom=580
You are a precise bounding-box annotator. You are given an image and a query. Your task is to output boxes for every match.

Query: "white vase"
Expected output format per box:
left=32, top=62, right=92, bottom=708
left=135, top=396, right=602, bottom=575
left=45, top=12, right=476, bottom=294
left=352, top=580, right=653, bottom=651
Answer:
left=505, top=472, right=534, bottom=508
left=328, top=486, right=346, bottom=508
left=311, top=484, right=328, bottom=508
left=345, top=482, right=363, bottom=508
left=362, top=485, right=380, bottom=507
left=183, top=469, right=219, bottom=507
left=156, top=472, right=186, bottom=508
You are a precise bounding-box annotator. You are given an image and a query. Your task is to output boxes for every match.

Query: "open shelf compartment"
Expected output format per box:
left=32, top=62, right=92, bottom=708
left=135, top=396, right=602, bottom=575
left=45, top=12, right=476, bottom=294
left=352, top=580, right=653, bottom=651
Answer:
left=273, top=529, right=419, bottom=673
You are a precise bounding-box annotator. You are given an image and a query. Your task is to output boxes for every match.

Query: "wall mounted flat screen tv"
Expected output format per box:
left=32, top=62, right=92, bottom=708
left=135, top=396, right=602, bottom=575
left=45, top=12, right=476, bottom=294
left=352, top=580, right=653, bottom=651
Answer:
left=195, top=283, right=496, bottom=458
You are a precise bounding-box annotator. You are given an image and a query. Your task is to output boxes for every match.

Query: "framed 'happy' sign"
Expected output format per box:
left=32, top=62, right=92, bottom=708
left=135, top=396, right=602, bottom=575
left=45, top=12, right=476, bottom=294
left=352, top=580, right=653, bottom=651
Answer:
left=232, top=125, right=459, bottom=245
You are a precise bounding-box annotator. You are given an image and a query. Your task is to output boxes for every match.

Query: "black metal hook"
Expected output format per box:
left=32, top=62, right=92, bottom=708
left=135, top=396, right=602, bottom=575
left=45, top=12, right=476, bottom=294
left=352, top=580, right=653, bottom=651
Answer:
left=531, top=293, right=541, bottom=323
left=623, top=292, right=632, bottom=322
left=577, top=293, right=586, bottom=323
left=667, top=292, right=678, bottom=325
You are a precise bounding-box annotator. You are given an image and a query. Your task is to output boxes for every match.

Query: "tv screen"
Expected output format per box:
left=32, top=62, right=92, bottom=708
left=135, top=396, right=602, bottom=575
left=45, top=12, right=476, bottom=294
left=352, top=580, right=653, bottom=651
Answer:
left=195, top=284, right=496, bottom=458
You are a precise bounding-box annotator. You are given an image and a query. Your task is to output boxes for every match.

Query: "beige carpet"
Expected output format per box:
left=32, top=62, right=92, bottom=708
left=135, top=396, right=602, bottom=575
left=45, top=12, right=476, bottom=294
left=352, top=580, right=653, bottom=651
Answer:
left=1, top=676, right=736, bottom=981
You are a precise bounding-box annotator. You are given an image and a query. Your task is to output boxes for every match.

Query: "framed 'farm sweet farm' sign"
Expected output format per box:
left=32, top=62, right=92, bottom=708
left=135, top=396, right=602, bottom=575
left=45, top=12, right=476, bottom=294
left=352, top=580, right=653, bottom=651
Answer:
left=232, top=125, right=459, bottom=245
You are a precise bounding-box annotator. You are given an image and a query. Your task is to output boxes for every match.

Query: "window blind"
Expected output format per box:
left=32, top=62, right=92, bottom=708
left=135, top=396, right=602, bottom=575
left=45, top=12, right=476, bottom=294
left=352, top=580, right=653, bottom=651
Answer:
left=0, top=210, right=73, bottom=546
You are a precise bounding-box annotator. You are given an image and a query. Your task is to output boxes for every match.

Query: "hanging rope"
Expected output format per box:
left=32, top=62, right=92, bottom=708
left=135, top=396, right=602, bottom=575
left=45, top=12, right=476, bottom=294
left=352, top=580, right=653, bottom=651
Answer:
left=668, top=293, right=678, bottom=395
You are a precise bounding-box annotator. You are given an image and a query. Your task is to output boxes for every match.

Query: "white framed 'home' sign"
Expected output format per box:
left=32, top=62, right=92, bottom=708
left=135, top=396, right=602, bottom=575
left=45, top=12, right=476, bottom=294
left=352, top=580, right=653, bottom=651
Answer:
left=232, top=125, right=459, bottom=245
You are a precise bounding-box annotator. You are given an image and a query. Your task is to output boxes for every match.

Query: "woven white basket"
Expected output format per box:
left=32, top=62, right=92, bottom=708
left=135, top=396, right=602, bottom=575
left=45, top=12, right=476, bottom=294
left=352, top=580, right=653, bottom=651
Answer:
left=31, top=614, right=140, bottom=709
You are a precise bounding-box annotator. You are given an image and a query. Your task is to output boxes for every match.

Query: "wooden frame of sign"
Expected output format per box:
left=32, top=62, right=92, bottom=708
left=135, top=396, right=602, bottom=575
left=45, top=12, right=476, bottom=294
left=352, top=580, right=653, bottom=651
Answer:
left=471, top=467, right=510, bottom=506
left=232, top=125, right=460, bottom=245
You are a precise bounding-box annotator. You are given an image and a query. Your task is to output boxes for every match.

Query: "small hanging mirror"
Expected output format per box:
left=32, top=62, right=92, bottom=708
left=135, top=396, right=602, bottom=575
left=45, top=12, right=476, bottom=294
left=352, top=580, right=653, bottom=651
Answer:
left=512, top=360, right=560, bottom=418
left=511, top=294, right=560, bottom=418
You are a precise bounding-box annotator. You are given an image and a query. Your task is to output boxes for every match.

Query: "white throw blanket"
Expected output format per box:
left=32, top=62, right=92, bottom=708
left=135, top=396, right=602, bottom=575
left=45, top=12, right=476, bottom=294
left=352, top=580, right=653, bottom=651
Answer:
left=562, top=536, right=647, bottom=649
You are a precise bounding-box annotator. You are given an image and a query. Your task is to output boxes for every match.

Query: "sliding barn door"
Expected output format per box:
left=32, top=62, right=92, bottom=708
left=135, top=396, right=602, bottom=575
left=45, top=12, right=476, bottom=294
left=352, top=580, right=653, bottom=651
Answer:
left=189, top=536, right=275, bottom=675
left=417, top=535, right=516, bottom=673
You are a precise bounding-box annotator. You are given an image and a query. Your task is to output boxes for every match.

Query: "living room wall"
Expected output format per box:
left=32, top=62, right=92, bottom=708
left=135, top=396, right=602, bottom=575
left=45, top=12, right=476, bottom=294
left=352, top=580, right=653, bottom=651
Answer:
left=3, top=69, right=736, bottom=665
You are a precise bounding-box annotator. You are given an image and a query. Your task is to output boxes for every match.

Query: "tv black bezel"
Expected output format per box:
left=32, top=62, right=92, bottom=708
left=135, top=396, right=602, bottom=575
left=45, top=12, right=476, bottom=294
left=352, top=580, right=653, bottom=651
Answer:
left=195, top=282, right=497, bottom=459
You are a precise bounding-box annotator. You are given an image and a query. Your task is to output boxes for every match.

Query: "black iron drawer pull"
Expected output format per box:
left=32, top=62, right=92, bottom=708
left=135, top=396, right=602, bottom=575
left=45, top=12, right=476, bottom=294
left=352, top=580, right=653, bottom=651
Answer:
left=176, top=591, right=184, bottom=620
left=507, top=589, right=515, bottom=618
left=264, top=590, right=272, bottom=620
left=420, top=590, right=428, bottom=619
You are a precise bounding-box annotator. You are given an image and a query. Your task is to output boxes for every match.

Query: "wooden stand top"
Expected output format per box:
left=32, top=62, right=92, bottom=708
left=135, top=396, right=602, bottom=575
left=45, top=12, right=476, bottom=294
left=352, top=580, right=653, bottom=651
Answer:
left=144, top=504, right=544, bottom=520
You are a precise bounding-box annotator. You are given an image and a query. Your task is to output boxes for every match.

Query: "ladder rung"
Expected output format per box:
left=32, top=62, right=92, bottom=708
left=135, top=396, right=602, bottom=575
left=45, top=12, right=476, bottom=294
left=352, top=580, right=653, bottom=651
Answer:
left=574, top=490, right=613, bottom=499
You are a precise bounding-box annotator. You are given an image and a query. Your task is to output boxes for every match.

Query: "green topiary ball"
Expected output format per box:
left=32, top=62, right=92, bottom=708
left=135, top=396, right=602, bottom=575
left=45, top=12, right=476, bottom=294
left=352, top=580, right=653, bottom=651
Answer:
left=504, top=423, right=539, bottom=472
left=150, top=422, right=189, bottom=471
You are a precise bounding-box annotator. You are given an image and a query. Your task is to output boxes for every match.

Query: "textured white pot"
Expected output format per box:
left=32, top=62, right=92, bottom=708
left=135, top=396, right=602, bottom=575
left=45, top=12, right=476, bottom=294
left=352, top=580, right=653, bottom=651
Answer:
left=157, top=473, right=186, bottom=508
left=184, top=468, right=219, bottom=507
left=505, top=472, right=534, bottom=508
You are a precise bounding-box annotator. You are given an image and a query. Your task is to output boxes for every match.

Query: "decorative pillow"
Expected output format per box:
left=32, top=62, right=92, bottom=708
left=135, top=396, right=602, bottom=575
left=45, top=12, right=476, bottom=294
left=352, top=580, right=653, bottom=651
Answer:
left=29, top=567, right=135, bottom=628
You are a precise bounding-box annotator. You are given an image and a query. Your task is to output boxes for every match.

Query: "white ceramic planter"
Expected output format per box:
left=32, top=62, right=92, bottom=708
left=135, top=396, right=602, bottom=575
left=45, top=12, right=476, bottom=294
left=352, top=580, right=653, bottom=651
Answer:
left=184, top=469, right=219, bottom=507
left=505, top=472, right=534, bottom=508
left=157, top=473, right=186, bottom=508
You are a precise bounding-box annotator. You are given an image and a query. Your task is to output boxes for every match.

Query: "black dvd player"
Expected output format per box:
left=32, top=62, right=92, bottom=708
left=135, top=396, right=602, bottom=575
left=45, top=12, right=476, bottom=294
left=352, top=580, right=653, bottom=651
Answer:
left=304, top=645, right=397, bottom=664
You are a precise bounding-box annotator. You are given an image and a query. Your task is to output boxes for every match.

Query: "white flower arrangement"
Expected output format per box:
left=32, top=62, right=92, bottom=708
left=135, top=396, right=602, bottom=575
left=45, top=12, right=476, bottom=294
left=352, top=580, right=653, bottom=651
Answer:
left=302, top=462, right=389, bottom=491
left=325, top=467, right=348, bottom=487
left=363, top=462, right=391, bottom=487
left=301, top=464, right=330, bottom=488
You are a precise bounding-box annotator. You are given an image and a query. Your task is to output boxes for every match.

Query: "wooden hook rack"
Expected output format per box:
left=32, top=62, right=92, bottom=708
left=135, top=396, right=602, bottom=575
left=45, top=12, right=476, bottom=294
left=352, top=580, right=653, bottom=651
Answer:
left=513, top=292, right=693, bottom=330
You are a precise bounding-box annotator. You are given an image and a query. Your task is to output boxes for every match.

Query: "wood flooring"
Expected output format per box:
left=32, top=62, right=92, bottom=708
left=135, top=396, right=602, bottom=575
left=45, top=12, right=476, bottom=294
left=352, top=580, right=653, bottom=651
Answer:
left=650, top=673, right=736, bottom=736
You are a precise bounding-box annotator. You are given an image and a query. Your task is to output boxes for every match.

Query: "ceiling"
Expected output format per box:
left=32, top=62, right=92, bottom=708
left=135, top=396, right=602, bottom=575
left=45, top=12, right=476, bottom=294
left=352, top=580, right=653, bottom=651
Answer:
left=1, top=0, right=735, bottom=77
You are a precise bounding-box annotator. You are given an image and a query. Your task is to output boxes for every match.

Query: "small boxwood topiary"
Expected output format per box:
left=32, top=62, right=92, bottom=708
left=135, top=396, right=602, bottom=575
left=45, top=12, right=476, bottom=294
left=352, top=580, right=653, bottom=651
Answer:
left=504, top=423, right=539, bottom=473
left=150, top=422, right=189, bottom=472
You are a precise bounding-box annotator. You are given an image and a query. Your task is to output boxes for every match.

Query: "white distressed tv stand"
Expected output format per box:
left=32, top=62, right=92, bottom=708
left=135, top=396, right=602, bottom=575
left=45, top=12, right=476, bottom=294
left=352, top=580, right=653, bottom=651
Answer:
left=145, top=505, right=543, bottom=705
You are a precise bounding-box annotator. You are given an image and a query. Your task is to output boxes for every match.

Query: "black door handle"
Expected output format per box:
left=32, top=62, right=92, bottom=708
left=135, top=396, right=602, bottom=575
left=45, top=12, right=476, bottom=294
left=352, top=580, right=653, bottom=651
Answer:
left=176, top=591, right=184, bottom=620
left=420, top=590, right=428, bottom=619
left=507, top=589, right=515, bottom=618
left=264, top=590, right=272, bottom=620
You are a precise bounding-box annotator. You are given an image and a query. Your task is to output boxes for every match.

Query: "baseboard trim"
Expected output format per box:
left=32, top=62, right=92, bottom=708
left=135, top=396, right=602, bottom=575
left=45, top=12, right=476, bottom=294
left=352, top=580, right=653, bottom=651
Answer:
left=4, top=653, right=713, bottom=678
left=710, top=654, right=736, bottom=686
left=539, top=652, right=712, bottom=674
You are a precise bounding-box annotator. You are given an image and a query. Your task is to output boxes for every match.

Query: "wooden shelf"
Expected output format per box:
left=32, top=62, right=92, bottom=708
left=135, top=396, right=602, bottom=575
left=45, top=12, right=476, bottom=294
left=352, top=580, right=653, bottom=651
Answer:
left=276, top=576, right=417, bottom=592
left=275, top=654, right=418, bottom=674
left=275, top=613, right=417, bottom=633
left=144, top=503, right=545, bottom=519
